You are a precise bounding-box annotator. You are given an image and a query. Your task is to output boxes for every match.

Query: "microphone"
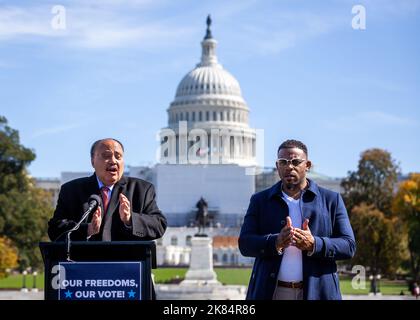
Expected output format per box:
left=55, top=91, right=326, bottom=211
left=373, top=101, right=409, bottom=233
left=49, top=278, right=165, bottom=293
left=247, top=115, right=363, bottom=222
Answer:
left=65, top=194, right=102, bottom=261
left=83, top=194, right=102, bottom=221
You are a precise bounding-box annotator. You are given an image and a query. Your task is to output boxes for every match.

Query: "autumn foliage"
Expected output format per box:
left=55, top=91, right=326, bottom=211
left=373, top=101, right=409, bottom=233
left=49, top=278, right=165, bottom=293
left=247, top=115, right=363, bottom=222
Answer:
left=0, top=236, right=18, bottom=278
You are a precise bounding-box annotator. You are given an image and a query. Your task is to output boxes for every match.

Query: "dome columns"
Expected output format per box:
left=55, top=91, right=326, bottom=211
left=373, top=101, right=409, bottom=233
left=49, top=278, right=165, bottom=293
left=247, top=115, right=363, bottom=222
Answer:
left=160, top=123, right=257, bottom=166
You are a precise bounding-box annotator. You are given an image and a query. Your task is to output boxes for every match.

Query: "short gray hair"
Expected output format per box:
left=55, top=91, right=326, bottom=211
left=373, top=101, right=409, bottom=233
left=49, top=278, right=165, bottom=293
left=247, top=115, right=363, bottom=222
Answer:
left=90, top=138, right=124, bottom=158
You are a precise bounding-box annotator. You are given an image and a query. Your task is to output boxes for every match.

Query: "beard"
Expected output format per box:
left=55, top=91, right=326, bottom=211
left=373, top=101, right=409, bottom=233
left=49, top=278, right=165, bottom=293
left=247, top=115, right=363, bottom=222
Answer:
left=284, top=182, right=294, bottom=189
left=284, top=182, right=299, bottom=191
left=282, top=175, right=306, bottom=191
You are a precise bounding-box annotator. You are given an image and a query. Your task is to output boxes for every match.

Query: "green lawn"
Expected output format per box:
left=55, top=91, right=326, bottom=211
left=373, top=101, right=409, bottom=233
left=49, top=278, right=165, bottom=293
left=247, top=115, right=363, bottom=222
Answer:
left=152, top=268, right=187, bottom=283
left=151, top=268, right=252, bottom=285
left=339, top=277, right=410, bottom=295
left=0, top=273, right=44, bottom=290
left=0, top=269, right=411, bottom=296
left=215, top=268, right=252, bottom=285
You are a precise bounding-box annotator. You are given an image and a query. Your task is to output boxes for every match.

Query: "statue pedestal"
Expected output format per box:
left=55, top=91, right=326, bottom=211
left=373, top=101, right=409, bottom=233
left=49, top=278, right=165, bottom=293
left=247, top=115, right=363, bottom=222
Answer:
left=180, top=236, right=220, bottom=285
left=156, top=235, right=246, bottom=299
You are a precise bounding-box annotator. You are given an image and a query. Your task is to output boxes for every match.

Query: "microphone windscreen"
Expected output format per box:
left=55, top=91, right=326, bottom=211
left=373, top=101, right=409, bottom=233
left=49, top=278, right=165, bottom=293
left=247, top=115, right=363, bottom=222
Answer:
left=88, top=194, right=102, bottom=208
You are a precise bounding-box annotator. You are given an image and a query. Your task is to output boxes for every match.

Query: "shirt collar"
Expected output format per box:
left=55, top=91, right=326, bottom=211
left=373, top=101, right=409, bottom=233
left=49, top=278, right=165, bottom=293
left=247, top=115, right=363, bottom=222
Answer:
left=96, top=176, right=115, bottom=192
left=281, top=190, right=300, bottom=202
left=269, top=178, right=319, bottom=199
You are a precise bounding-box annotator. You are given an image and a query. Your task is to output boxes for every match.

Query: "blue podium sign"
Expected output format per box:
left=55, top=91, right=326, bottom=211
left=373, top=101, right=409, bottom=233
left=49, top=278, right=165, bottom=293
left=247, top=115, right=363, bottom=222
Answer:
left=58, top=262, right=142, bottom=300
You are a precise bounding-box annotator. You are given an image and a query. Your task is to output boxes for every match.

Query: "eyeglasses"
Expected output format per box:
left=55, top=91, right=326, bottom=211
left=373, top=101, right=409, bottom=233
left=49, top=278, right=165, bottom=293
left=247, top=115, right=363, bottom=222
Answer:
left=276, top=158, right=306, bottom=167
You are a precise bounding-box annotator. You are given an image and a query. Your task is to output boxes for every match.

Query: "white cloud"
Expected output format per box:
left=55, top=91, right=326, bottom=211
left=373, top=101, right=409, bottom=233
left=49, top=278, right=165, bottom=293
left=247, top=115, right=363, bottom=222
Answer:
left=340, top=77, right=408, bottom=93
left=0, top=6, right=58, bottom=40
left=223, top=9, right=341, bottom=56
left=360, top=111, right=416, bottom=126
left=69, top=23, right=195, bottom=49
left=0, top=4, right=196, bottom=49
left=230, top=0, right=420, bottom=56
left=0, top=2, right=338, bottom=53
left=1, top=0, right=418, bottom=54
left=71, top=0, right=162, bottom=8
left=31, top=122, right=84, bottom=139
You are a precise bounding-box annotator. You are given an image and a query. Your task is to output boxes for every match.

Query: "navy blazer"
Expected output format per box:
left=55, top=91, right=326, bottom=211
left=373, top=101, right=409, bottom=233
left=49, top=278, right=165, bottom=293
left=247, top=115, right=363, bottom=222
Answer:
left=238, top=179, right=356, bottom=300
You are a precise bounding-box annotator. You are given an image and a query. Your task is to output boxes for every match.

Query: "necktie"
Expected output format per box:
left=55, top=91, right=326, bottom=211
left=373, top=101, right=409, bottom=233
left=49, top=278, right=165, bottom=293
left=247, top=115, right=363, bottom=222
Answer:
left=100, top=186, right=110, bottom=213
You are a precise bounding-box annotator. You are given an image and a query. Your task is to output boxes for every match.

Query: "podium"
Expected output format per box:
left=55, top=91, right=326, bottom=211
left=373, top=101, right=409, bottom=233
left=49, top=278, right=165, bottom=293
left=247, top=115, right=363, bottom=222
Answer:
left=39, top=241, right=156, bottom=300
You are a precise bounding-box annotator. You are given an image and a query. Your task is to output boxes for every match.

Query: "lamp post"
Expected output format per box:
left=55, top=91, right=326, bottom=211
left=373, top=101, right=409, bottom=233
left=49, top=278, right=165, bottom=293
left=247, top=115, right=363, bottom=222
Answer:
left=369, top=273, right=381, bottom=295
left=376, top=274, right=381, bottom=294
left=32, top=271, right=39, bottom=292
left=369, top=275, right=374, bottom=294
left=21, top=270, right=28, bottom=292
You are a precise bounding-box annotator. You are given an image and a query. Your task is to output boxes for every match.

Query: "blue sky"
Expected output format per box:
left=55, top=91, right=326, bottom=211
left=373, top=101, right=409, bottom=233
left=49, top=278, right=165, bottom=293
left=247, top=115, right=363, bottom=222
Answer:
left=1, top=0, right=419, bottom=178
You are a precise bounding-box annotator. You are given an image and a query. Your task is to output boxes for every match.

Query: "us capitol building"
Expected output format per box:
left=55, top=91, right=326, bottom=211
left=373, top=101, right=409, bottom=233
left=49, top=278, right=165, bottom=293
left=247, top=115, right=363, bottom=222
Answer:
left=36, top=17, right=341, bottom=267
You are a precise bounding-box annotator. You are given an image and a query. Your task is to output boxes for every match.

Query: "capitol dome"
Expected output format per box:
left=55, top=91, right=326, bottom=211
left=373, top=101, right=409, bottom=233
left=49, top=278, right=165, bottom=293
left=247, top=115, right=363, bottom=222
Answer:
left=161, top=16, right=257, bottom=167
left=175, top=65, right=242, bottom=99
left=172, top=16, right=243, bottom=102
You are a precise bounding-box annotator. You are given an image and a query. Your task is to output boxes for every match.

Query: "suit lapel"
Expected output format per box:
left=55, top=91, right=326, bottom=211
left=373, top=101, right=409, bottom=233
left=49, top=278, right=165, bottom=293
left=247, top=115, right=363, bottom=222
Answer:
left=268, top=182, right=289, bottom=231
left=83, top=174, right=101, bottom=215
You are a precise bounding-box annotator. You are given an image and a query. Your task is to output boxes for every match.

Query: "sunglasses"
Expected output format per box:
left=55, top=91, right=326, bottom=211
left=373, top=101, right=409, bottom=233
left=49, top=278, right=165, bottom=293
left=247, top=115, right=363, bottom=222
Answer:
left=276, top=158, right=306, bottom=167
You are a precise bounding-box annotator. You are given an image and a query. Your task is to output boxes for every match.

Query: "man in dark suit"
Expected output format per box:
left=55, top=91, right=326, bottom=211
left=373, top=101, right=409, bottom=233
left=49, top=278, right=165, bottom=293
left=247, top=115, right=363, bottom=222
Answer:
left=239, top=139, right=356, bottom=300
left=48, top=138, right=167, bottom=242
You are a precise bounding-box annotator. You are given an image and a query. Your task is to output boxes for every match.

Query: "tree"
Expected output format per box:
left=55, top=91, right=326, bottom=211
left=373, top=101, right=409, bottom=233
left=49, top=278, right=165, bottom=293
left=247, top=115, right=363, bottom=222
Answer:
left=0, top=187, right=52, bottom=269
left=0, top=116, right=35, bottom=194
left=341, top=148, right=400, bottom=216
left=0, top=116, right=53, bottom=269
left=393, top=173, right=420, bottom=281
left=350, top=203, right=406, bottom=276
left=0, top=236, right=18, bottom=278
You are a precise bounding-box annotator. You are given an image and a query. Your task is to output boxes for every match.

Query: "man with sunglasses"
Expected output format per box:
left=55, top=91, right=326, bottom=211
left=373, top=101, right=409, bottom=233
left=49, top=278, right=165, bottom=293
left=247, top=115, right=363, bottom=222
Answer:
left=239, top=139, right=355, bottom=300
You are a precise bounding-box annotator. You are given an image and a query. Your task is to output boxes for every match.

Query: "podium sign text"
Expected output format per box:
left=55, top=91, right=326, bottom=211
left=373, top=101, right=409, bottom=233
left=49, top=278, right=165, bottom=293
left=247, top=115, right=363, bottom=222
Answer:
left=55, top=261, right=142, bottom=300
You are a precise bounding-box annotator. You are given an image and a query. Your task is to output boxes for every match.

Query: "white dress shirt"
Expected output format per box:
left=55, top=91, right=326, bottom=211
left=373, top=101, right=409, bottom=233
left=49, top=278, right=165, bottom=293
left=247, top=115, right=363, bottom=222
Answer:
left=277, top=191, right=303, bottom=282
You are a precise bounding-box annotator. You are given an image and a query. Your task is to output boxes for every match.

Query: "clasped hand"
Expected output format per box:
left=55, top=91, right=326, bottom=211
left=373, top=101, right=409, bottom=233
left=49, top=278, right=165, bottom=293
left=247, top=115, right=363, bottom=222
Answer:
left=276, top=216, right=314, bottom=252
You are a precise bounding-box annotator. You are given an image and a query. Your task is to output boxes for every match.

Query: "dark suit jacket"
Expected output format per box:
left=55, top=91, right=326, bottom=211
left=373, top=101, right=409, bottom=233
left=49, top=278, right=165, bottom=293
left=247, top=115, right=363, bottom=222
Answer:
left=238, top=179, right=356, bottom=300
left=48, top=174, right=167, bottom=242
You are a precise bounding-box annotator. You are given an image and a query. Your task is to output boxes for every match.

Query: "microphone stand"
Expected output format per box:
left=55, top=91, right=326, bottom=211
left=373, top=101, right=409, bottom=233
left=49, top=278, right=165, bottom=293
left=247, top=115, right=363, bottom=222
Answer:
left=65, top=205, right=96, bottom=262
